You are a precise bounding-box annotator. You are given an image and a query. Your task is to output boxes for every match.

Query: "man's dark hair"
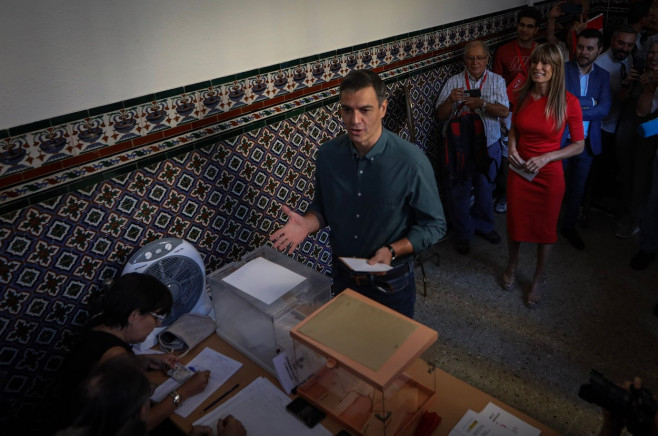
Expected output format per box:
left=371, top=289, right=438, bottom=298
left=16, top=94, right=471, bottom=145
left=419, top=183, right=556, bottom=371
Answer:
left=612, top=24, right=639, bottom=40
left=628, top=1, right=652, bottom=25
left=578, top=28, right=604, bottom=49
left=69, top=356, right=151, bottom=436
left=339, top=69, right=387, bottom=105
left=517, top=6, right=542, bottom=26
left=97, top=272, right=172, bottom=328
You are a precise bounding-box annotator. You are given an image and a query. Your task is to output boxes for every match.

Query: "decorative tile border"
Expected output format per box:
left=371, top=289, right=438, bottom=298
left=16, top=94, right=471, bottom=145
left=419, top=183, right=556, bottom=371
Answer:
left=1, top=3, right=553, bottom=213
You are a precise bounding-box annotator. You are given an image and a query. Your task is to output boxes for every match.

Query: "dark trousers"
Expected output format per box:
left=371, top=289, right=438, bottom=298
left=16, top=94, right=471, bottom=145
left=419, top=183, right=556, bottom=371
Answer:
left=331, top=260, right=416, bottom=318
left=562, top=139, right=595, bottom=230
left=640, top=156, right=658, bottom=253
left=445, top=142, right=500, bottom=241
left=588, top=130, right=619, bottom=208
left=617, top=134, right=658, bottom=224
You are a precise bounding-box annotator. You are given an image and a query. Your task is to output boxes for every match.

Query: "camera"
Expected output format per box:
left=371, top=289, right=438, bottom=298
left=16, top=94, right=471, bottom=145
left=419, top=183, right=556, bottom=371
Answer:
left=561, top=2, right=583, bottom=17
left=463, top=89, right=481, bottom=98
left=634, top=57, right=646, bottom=75
left=579, top=370, right=657, bottom=435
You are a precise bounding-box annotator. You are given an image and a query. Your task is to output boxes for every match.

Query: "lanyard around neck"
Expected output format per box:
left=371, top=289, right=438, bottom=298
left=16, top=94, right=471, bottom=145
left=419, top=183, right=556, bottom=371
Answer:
left=464, top=70, right=488, bottom=90
left=515, top=41, right=536, bottom=76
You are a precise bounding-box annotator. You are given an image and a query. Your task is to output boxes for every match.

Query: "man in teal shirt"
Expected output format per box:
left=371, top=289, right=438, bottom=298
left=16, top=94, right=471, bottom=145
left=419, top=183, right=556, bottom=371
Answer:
left=270, top=69, right=446, bottom=317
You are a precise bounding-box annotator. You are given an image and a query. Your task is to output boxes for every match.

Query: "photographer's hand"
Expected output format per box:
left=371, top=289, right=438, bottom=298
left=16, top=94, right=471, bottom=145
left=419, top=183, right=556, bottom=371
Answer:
left=463, top=97, right=483, bottom=111
left=599, top=377, right=658, bottom=436
left=449, top=87, right=465, bottom=102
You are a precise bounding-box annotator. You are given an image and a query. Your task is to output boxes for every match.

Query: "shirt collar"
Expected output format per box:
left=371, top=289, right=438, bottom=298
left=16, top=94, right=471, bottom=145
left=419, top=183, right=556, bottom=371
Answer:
left=350, top=128, right=388, bottom=160
left=465, top=69, right=488, bottom=84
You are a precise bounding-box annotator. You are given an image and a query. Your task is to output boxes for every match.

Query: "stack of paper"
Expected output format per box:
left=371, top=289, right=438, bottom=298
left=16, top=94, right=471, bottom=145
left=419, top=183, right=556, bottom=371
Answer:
left=194, top=377, right=330, bottom=436
left=449, top=402, right=541, bottom=436
left=151, top=348, right=242, bottom=418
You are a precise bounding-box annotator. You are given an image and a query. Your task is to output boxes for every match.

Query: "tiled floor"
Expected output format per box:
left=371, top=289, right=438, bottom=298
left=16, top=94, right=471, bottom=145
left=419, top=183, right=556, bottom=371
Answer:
left=413, top=211, right=658, bottom=435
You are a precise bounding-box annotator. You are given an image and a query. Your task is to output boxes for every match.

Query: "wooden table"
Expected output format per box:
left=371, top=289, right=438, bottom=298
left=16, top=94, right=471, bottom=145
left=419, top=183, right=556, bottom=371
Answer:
left=149, top=333, right=561, bottom=435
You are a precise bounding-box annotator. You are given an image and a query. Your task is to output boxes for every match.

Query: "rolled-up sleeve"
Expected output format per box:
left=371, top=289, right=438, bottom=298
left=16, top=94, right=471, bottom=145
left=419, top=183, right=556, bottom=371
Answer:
left=406, top=156, right=447, bottom=252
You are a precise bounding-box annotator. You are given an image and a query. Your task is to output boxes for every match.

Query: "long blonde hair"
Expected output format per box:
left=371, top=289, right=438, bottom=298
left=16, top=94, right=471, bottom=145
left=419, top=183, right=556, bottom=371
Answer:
left=515, top=43, right=566, bottom=131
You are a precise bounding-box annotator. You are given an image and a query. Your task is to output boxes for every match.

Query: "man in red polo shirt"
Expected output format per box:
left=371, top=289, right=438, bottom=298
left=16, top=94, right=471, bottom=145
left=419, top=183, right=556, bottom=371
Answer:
left=492, top=5, right=542, bottom=214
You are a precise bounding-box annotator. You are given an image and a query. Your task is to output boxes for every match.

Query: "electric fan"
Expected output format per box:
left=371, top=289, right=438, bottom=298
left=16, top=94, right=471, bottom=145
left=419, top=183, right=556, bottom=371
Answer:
left=122, top=237, right=213, bottom=349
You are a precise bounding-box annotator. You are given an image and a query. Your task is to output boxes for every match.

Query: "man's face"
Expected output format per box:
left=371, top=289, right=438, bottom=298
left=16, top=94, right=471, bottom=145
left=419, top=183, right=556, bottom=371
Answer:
left=464, top=44, right=489, bottom=79
left=610, top=32, right=637, bottom=61
left=340, top=86, right=387, bottom=150
left=576, top=37, right=602, bottom=69
left=517, top=17, right=539, bottom=43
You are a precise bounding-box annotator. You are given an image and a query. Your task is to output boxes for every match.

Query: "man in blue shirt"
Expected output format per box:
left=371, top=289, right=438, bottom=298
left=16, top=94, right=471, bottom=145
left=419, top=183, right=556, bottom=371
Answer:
left=270, top=69, right=446, bottom=318
left=561, top=29, right=611, bottom=250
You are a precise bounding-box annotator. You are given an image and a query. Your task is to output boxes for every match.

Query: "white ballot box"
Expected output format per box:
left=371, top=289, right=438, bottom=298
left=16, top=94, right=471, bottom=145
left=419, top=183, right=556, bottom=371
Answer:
left=208, top=245, right=331, bottom=375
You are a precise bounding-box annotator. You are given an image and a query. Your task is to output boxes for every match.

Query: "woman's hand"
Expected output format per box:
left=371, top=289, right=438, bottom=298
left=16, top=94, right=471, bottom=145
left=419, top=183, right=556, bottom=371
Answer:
left=639, top=70, right=658, bottom=93
left=507, top=125, right=525, bottom=169
left=141, top=353, right=180, bottom=372
left=523, top=154, right=552, bottom=174
left=217, top=415, right=246, bottom=436
left=178, top=370, right=211, bottom=399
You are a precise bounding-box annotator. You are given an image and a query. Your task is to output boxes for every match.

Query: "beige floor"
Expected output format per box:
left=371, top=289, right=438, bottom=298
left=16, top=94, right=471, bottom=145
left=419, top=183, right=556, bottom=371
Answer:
left=413, top=211, right=658, bottom=435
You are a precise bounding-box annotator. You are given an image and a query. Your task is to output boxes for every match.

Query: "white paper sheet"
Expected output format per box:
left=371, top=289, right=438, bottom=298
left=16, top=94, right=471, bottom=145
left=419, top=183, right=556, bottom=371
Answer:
left=449, top=409, right=515, bottom=436
left=481, top=402, right=541, bottom=436
left=221, top=257, right=306, bottom=305
left=339, top=257, right=393, bottom=272
left=151, top=347, right=242, bottom=418
left=194, top=377, right=331, bottom=436
left=449, top=403, right=541, bottom=436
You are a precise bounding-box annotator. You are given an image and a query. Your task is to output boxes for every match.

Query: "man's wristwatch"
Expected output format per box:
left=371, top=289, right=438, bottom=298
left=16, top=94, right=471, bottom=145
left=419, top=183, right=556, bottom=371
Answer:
left=386, top=244, right=396, bottom=261
left=169, top=390, right=182, bottom=408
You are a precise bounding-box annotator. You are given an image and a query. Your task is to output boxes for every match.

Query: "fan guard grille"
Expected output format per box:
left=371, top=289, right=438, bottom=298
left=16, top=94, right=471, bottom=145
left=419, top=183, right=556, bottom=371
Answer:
left=144, top=255, right=204, bottom=326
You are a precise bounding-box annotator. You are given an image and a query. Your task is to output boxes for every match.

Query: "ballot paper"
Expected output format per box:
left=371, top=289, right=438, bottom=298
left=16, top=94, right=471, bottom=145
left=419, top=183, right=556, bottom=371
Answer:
left=151, top=347, right=242, bottom=418
left=449, top=402, right=541, bottom=436
left=509, top=162, right=537, bottom=182
left=194, top=377, right=331, bottom=436
left=481, top=402, right=541, bottom=436
left=339, top=257, right=393, bottom=273
left=221, top=257, right=306, bottom=305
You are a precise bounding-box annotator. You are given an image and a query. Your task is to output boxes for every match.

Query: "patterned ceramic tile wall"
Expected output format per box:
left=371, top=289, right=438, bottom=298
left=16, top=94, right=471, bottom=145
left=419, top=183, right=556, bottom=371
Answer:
left=0, top=1, right=624, bottom=433
left=0, top=1, right=561, bottom=213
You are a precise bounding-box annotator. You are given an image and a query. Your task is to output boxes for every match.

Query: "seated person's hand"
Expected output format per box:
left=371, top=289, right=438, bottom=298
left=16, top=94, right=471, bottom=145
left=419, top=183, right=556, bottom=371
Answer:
left=178, top=370, right=211, bottom=399
left=187, top=425, right=213, bottom=436
left=217, top=415, right=246, bottom=436
left=142, top=353, right=180, bottom=372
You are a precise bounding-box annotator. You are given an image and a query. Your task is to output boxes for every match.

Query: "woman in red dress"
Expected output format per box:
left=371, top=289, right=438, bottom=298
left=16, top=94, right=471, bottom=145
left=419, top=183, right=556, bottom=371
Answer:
left=503, top=43, right=585, bottom=307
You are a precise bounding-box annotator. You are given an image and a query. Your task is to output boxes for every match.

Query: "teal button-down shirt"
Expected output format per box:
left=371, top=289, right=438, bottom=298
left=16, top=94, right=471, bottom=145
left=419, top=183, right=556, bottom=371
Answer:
left=307, top=128, right=446, bottom=265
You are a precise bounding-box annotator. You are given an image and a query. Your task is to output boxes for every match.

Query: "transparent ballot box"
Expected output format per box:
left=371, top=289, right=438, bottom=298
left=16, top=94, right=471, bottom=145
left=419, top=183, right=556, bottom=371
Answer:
left=208, top=245, right=331, bottom=375
left=290, top=289, right=437, bottom=435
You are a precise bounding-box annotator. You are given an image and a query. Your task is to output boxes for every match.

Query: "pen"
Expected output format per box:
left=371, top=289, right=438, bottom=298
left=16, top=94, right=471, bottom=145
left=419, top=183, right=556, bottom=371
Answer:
left=202, top=383, right=240, bottom=412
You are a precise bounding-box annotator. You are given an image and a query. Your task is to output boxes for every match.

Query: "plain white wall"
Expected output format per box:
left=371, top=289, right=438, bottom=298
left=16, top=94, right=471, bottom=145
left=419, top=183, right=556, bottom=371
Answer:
left=0, top=0, right=529, bottom=130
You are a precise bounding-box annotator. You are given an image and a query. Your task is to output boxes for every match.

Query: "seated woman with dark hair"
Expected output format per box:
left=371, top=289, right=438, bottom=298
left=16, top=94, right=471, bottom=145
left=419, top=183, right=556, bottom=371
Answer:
left=57, top=355, right=244, bottom=436
left=55, top=273, right=211, bottom=433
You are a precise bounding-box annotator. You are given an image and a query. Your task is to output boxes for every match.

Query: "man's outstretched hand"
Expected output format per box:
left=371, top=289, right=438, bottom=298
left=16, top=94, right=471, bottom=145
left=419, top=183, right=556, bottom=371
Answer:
left=269, top=205, right=319, bottom=254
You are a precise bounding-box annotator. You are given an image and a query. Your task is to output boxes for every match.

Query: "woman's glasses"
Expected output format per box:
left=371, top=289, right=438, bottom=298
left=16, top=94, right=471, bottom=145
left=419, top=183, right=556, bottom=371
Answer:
left=147, top=312, right=166, bottom=325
